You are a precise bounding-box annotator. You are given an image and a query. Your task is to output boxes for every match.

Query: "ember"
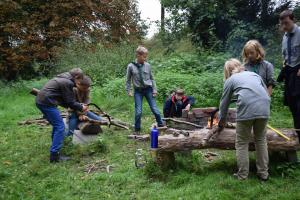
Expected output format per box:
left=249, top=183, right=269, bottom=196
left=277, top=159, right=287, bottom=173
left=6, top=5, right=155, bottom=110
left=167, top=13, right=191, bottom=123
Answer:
left=207, top=115, right=219, bottom=129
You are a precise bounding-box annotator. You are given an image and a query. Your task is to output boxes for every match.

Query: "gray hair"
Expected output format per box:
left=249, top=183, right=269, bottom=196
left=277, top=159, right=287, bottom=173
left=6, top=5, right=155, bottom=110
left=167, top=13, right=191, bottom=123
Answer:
left=69, top=68, right=84, bottom=79
left=136, top=46, right=148, bottom=55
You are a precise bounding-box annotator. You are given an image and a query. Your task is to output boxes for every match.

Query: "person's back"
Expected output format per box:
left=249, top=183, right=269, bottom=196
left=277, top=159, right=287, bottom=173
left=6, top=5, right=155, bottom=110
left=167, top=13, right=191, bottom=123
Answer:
left=227, top=71, right=270, bottom=121
left=36, top=72, right=77, bottom=108
left=218, top=60, right=270, bottom=181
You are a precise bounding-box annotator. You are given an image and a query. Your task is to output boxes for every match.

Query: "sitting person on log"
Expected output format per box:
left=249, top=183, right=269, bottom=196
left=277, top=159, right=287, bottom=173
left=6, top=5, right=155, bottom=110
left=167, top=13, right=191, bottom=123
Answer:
left=163, top=88, right=195, bottom=118
left=218, top=59, right=271, bottom=181
left=66, top=75, right=103, bottom=136
left=36, top=68, right=89, bottom=163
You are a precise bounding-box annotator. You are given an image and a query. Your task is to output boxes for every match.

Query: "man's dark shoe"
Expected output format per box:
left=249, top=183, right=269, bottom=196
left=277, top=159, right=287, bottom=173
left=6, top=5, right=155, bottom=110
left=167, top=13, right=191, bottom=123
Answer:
left=50, top=152, right=71, bottom=163
left=50, top=152, right=59, bottom=163
left=257, top=175, right=269, bottom=182
left=133, top=131, right=141, bottom=135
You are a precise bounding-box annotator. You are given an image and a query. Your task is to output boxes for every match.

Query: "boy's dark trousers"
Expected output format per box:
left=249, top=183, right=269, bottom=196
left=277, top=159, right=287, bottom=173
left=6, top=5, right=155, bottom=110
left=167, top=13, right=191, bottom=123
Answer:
left=289, top=97, right=300, bottom=139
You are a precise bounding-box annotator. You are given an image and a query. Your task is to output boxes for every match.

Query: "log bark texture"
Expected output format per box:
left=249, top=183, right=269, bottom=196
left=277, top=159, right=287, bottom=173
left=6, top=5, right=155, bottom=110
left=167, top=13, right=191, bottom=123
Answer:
left=158, top=128, right=300, bottom=152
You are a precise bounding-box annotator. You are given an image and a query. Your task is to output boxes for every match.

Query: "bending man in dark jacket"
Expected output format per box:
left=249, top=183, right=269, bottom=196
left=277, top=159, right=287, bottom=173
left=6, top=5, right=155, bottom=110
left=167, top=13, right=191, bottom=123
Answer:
left=36, top=68, right=88, bottom=163
left=163, top=89, right=195, bottom=118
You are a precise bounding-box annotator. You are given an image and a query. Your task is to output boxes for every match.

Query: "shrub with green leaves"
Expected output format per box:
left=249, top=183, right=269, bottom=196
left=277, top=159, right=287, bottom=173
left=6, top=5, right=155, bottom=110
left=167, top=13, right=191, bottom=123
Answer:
left=55, top=42, right=137, bottom=86
left=152, top=52, right=229, bottom=75
left=101, top=71, right=224, bottom=107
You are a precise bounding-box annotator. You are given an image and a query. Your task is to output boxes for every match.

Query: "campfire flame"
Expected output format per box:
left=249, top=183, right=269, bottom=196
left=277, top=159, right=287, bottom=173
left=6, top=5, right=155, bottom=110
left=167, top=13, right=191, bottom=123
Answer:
left=207, top=116, right=219, bottom=129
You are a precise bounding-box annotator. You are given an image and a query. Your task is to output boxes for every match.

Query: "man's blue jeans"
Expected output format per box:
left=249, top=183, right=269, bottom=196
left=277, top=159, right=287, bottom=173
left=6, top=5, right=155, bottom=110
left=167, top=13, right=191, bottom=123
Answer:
left=67, top=111, right=101, bottom=136
left=36, top=104, right=65, bottom=153
left=134, top=87, right=163, bottom=131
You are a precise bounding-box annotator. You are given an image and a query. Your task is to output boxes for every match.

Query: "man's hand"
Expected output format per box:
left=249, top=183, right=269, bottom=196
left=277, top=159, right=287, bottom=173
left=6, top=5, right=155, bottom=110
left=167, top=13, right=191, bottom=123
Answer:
left=267, top=86, right=273, bottom=96
left=78, top=115, right=88, bottom=121
left=82, top=104, right=89, bottom=112
left=297, top=69, right=300, bottom=77
left=153, top=92, right=157, bottom=97
left=217, top=120, right=226, bottom=132
left=184, top=104, right=191, bottom=111
left=128, top=92, right=133, bottom=97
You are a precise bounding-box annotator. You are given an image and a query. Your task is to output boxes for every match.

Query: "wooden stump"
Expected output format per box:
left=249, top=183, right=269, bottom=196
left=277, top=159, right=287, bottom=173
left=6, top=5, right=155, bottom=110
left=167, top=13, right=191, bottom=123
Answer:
left=156, top=151, right=176, bottom=170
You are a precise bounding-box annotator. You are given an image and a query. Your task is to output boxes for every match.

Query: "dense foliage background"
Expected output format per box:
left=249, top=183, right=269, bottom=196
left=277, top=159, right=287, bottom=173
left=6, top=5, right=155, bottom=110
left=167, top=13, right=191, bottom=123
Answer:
left=0, top=0, right=145, bottom=80
left=2, top=1, right=300, bottom=199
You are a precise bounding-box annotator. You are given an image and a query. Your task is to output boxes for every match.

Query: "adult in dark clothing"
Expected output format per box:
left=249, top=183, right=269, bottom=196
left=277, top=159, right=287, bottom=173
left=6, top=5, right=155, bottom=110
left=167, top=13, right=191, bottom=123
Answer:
left=278, top=10, right=300, bottom=141
left=36, top=68, right=89, bottom=163
left=163, top=89, right=195, bottom=118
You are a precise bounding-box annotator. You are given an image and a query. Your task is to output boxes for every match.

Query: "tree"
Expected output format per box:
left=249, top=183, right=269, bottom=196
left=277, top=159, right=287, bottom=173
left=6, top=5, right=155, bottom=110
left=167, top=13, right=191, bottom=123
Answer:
left=161, top=0, right=293, bottom=50
left=0, top=0, right=143, bottom=80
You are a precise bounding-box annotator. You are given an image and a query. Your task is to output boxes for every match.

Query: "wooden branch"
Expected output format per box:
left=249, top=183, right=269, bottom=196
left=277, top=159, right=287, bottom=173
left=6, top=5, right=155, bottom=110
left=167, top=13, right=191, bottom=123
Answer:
left=127, top=135, right=150, bottom=141
left=88, top=119, right=129, bottom=130
left=163, top=118, right=203, bottom=129
left=158, top=128, right=300, bottom=152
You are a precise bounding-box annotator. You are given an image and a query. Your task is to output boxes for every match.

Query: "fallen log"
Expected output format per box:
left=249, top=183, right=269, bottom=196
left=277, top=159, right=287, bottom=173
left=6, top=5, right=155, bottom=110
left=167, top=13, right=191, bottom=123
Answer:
left=158, top=128, right=300, bottom=152
left=153, top=128, right=300, bottom=169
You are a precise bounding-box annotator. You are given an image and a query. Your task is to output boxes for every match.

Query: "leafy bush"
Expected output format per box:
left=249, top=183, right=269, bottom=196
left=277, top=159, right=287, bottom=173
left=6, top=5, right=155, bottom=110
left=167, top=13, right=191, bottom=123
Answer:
left=101, top=71, right=224, bottom=107
left=55, top=42, right=137, bottom=86
left=152, top=52, right=229, bottom=75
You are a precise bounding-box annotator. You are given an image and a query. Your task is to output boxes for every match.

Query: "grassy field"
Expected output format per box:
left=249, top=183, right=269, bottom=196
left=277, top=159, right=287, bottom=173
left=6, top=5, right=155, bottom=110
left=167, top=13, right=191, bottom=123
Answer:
left=1, top=80, right=300, bottom=200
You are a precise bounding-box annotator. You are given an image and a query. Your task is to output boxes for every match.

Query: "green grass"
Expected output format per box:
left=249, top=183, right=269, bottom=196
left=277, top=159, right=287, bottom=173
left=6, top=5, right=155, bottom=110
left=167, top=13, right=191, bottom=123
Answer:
left=0, top=82, right=300, bottom=200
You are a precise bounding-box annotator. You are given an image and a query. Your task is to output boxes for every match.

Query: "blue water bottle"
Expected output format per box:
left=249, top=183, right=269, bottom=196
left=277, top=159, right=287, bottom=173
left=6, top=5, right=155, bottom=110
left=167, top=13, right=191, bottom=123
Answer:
left=151, top=126, right=159, bottom=148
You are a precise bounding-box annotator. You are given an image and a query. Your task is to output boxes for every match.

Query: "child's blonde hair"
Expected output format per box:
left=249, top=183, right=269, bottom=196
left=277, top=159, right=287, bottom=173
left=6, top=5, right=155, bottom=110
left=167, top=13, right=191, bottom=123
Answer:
left=242, top=40, right=265, bottom=63
left=136, top=46, right=148, bottom=55
left=224, top=59, right=243, bottom=80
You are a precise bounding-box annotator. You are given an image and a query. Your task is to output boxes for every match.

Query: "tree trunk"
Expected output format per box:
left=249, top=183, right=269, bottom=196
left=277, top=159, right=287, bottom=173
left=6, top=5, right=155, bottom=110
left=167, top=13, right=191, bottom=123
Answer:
left=158, top=128, right=300, bottom=152
left=161, top=4, right=165, bottom=33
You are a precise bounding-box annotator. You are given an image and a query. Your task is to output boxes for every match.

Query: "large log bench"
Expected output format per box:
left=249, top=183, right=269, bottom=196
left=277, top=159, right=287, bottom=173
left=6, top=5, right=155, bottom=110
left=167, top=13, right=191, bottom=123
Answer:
left=153, top=128, right=300, bottom=169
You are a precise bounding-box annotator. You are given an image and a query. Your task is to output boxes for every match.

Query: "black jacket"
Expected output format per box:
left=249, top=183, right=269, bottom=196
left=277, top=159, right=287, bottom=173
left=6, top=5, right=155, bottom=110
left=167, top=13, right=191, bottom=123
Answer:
left=36, top=72, right=83, bottom=111
left=277, top=65, right=300, bottom=106
left=163, top=95, right=195, bottom=118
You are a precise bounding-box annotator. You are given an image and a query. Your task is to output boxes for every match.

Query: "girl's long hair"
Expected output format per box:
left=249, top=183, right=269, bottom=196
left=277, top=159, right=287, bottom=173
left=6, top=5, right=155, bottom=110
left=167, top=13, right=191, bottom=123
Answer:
left=242, top=40, right=265, bottom=63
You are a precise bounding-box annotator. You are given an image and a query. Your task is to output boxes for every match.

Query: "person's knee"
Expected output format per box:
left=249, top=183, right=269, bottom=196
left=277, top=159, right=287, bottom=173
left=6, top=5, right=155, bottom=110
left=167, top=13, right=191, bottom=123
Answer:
left=152, top=108, right=160, bottom=115
left=54, top=123, right=65, bottom=133
left=135, top=109, right=142, bottom=117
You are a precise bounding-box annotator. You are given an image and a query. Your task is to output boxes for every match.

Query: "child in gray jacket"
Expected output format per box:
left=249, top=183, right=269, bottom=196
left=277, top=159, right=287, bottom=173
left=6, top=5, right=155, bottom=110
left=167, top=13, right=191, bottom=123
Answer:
left=218, top=59, right=271, bottom=181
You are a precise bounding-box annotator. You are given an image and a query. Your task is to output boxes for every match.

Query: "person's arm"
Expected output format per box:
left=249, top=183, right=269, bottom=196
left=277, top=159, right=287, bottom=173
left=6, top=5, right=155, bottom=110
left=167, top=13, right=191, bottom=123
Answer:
left=61, top=83, right=84, bottom=111
left=184, top=96, right=195, bottom=111
left=266, top=62, right=275, bottom=96
left=149, top=67, right=157, bottom=95
left=163, top=98, right=172, bottom=118
left=219, top=79, right=234, bottom=126
left=187, top=96, right=195, bottom=105
left=125, top=64, right=133, bottom=96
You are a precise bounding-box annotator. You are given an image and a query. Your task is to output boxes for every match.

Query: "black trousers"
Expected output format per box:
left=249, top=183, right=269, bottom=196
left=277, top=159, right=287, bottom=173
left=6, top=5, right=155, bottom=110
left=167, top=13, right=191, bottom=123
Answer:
left=289, top=96, right=300, bottom=139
